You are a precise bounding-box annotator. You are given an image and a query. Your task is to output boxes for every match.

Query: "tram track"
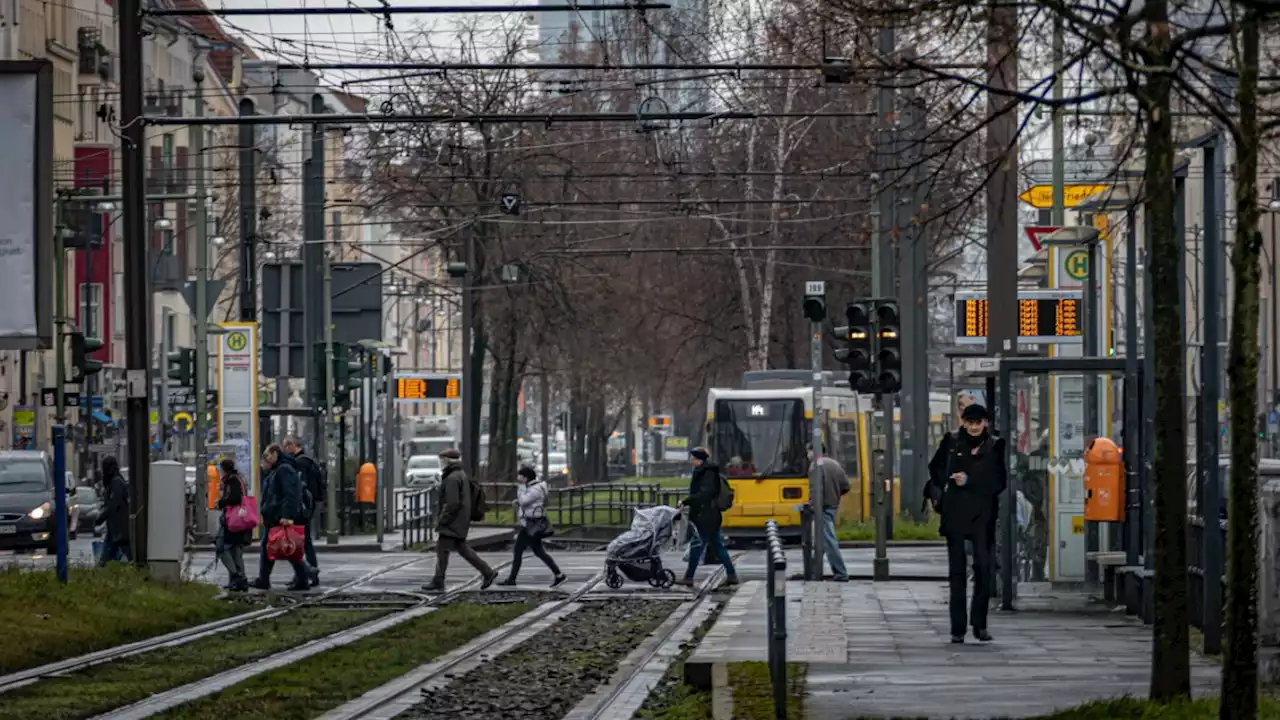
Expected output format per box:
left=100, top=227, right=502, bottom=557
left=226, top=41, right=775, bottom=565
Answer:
left=0, top=553, right=438, bottom=695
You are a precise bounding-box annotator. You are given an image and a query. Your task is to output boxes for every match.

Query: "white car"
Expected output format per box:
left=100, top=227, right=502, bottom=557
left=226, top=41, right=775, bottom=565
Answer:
left=404, top=455, right=443, bottom=489
left=536, top=452, right=570, bottom=479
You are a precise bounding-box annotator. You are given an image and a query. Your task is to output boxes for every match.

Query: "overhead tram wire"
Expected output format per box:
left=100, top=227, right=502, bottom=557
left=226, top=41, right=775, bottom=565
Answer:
left=148, top=3, right=671, bottom=16
left=147, top=110, right=878, bottom=126
left=278, top=60, right=987, bottom=72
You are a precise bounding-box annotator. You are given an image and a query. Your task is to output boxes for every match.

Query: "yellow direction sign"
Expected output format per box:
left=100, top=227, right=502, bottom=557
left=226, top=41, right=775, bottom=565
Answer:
left=1018, top=184, right=1110, bottom=209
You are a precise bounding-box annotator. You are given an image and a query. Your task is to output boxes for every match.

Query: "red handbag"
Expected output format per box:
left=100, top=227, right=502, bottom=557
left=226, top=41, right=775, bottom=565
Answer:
left=266, top=524, right=305, bottom=562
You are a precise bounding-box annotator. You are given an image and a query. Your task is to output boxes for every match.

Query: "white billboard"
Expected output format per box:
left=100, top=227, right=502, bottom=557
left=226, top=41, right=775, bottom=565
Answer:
left=0, top=62, right=52, bottom=348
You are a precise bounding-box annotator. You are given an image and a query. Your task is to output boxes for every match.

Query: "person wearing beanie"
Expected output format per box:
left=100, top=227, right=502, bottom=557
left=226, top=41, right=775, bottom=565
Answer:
left=422, top=448, right=498, bottom=592
left=938, top=403, right=1006, bottom=644
left=676, top=447, right=738, bottom=587
left=498, top=466, right=566, bottom=588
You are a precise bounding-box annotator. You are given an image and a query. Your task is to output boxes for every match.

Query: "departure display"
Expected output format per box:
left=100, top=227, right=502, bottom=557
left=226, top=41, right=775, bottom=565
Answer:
left=394, top=374, right=461, bottom=402
left=954, top=291, right=1083, bottom=344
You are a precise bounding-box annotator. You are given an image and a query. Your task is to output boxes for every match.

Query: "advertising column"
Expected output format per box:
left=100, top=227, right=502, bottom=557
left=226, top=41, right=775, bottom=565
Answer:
left=217, top=322, right=260, bottom=496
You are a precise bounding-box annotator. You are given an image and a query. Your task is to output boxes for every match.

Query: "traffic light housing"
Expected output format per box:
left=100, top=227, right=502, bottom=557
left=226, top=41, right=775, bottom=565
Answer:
left=69, top=330, right=104, bottom=381
left=836, top=301, right=875, bottom=393
left=802, top=281, right=826, bottom=322
left=166, top=348, right=195, bottom=387
left=874, top=300, right=901, bottom=393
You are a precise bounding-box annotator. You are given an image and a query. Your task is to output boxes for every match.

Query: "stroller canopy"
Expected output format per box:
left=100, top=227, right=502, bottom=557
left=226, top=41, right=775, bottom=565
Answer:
left=606, top=505, right=681, bottom=558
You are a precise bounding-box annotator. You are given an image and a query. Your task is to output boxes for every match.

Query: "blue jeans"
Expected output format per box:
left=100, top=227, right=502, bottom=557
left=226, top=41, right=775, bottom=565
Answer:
left=822, top=507, right=849, bottom=579
left=684, top=526, right=736, bottom=580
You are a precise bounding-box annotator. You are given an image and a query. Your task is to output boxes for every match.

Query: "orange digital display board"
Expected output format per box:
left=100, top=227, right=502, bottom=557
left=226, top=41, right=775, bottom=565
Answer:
left=394, top=375, right=461, bottom=402
left=954, top=291, right=1083, bottom=344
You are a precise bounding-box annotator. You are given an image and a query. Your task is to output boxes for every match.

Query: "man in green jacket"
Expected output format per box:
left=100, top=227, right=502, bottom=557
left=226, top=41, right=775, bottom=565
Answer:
left=422, top=448, right=498, bottom=592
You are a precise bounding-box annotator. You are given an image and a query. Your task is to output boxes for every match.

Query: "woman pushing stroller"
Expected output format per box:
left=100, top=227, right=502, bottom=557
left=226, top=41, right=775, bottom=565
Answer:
left=498, top=466, right=567, bottom=588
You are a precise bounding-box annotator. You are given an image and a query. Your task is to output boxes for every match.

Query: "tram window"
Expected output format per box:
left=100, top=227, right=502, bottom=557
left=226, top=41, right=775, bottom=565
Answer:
left=711, top=399, right=807, bottom=478
left=834, top=421, right=859, bottom=479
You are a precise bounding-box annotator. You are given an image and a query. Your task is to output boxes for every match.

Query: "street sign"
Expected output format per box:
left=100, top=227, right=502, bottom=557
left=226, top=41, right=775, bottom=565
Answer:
left=1024, top=226, right=1059, bottom=252
left=1017, top=184, right=1110, bottom=209
left=173, top=412, right=194, bottom=432
left=805, top=280, right=825, bottom=295
left=178, top=279, right=228, bottom=321
left=1064, top=250, right=1089, bottom=280
left=499, top=192, right=522, bottom=215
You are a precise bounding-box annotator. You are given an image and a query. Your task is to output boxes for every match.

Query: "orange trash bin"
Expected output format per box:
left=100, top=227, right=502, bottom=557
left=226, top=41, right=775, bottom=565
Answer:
left=357, top=462, right=378, bottom=503
left=1084, top=437, right=1124, bottom=522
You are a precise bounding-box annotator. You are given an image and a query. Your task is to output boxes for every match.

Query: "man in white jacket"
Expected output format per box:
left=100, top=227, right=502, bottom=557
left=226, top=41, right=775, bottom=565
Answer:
left=497, top=466, right=567, bottom=587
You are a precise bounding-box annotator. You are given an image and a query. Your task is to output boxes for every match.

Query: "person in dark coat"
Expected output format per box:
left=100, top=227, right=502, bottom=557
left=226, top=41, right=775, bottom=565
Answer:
left=251, top=445, right=314, bottom=591
left=676, top=447, right=738, bottom=587
left=938, top=404, right=1006, bottom=644
left=283, top=435, right=322, bottom=583
left=214, top=458, right=251, bottom=591
left=422, top=448, right=497, bottom=593
left=97, top=456, right=131, bottom=566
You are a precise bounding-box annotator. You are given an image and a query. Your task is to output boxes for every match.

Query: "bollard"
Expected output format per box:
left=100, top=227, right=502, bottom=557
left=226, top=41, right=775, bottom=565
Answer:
left=766, top=520, right=788, bottom=719
left=799, top=504, right=814, bottom=580
left=53, top=425, right=69, bottom=584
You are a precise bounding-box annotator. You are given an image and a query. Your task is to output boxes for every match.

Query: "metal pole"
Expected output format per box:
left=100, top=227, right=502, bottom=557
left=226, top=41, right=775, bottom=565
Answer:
left=382, top=352, right=396, bottom=538
left=1200, top=138, right=1223, bottom=654
left=53, top=424, right=68, bottom=583
left=541, top=371, right=551, bottom=481
left=1124, top=209, right=1141, bottom=586
left=901, top=49, right=929, bottom=522
left=460, top=226, right=477, bottom=478
left=324, top=248, right=338, bottom=544
left=1050, top=14, right=1065, bottom=228
left=54, top=196, right=66, bottom=425
left=304, top=94, right=325, bottom=417
left=238, top=98, right=257, bottom=323
left=160, top=308, right=172, bottom=460
left=809, top=315, right=825, bottom=580
left=192, top=74, right=210, bottom=537
left=873, top=408, right=890, bottom=580
left=985, top=0, right=1019, bottom=357
left=120, top=0, right=152, bottom=563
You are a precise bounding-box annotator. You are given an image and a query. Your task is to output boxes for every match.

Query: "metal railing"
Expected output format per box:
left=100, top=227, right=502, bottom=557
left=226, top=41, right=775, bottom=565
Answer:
left=765, top=520, right=788, bottom=720
left=398, top=488, right=435, bottom=550
left=1187, top=514, right=1227, bottom=634
left=478, top=481, right=689, bottom=527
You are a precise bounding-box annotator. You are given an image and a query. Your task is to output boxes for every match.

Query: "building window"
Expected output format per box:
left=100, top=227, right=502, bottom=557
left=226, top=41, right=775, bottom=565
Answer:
left=113, top=272, right=124, bottom=337
left=80, top=283, right=103, bottom=339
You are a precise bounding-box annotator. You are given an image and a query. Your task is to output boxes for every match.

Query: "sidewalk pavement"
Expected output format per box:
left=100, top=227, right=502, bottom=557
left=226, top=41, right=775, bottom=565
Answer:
left=687, top=580, right=1220, bottom=719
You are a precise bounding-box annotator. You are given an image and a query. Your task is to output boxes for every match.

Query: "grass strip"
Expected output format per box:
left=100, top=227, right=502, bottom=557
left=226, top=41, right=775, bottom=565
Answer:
left=634, top=603, right=723, bottom=720
left=155, top=600, right=535, bottom=720
left=0, top=608, right=383, bottom=720
left=837, top=516, right=939, bottom=541
left=1027, top=696, right=1280, bottom=719
left=727, top=661, right=806, bottom=719
left=0, top=564, right=247, bottom=675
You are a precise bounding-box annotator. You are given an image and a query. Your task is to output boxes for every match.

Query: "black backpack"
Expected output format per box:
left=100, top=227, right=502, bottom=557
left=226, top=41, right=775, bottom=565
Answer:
left=715, top=472, right=735, bottom=511
left=469, top=477, right=488, bottom=522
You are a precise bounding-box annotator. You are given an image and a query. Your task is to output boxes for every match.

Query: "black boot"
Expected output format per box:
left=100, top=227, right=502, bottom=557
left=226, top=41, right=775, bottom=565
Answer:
left=421, top=579, right=445, bottom=592
left=250, top=577, right=271, bottom=591
left=497, top=577, right=518, bottom=586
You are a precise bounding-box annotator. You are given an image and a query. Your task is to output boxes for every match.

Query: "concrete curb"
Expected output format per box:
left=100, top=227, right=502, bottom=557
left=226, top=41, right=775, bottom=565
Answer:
left=836, top=540, right=945, bottom=548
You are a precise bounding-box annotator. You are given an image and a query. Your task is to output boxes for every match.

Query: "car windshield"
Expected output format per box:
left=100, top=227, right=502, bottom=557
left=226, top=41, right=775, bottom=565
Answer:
left=76, top=486, right=98, bottom=502
left=0, top=459, right=49, bottom=493
left=712, top=399, right=808, bottom=479
left=408, top=457, right=439, bottom=470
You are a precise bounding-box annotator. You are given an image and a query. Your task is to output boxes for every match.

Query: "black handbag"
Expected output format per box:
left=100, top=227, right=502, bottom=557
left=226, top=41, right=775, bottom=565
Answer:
left=527, top=516, right=554, bottom=539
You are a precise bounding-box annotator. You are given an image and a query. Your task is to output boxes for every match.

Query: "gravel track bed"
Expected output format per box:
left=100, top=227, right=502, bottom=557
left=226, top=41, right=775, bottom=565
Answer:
left=400, top=599, right=681, bottom=720
left=439, top=591, right=567, bottom=606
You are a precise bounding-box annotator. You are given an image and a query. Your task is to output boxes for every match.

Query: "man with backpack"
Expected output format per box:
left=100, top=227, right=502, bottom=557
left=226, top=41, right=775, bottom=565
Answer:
left=676, top=447, right=739, bottom=587
left=283, top=435, right=323, bottom=585
left=422, top=448, right=498, bottom=592
left=808, top=443, right=851, bottom=582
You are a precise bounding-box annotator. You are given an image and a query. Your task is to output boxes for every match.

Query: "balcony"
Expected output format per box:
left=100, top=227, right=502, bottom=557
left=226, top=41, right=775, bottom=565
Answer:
left=76, top=27, right=112, bottom=83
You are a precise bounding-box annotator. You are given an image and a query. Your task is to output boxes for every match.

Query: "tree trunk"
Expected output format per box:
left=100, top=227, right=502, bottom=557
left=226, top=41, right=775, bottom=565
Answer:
left=1221, top=10, right=1262, bottom=717
left=569, top=384, right=587, bottom=485
left=1143, top=6, right=1192, bottom=700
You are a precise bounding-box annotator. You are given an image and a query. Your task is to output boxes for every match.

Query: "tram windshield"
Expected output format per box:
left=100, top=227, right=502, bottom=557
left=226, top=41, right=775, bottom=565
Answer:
left=711, top=398, right=808, bottom=479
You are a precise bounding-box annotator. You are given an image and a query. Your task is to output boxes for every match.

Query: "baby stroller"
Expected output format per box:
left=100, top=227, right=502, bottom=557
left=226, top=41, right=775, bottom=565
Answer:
left=604, top=506, right=682, bottom=589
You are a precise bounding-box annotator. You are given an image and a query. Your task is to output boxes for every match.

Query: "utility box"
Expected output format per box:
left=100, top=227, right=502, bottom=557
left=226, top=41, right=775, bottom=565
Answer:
left=1083, top=438, right=1124, bottom=522
left=149, top=461, right=186, bottom=584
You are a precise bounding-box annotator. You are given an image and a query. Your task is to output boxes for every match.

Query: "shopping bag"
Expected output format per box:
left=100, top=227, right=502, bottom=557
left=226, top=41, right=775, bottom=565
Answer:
left=266, top=524, right=305, bottom=562
left=225, top=495, right=260, bottom=534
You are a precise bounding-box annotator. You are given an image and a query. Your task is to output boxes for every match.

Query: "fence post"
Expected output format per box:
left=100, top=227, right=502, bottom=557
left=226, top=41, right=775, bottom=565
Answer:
left=800, top=505, right=814, bottom=580
left=766, top=520, right=788, bottom=719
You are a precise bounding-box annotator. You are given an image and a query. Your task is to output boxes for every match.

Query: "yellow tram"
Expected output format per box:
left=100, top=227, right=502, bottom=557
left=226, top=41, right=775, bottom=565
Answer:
left=705, top=371, right=951, bottom=540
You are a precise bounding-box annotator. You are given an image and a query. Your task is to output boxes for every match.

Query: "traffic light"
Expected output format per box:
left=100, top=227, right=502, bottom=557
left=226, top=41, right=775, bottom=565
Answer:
left=331, top=343, right=366, bottom=411
left=69, top=329, right=103, bottom=381
left=166, top=348, right=195, bottom=387
left=836, top=301, right=875, bottom=393
left=874, top=300, right=901, bottom=394
left=802, top=281, right=826, bottom=323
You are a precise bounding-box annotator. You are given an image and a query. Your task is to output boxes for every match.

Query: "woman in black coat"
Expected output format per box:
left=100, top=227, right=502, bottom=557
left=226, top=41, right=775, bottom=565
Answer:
left=215, top=458, right=251, bottom=591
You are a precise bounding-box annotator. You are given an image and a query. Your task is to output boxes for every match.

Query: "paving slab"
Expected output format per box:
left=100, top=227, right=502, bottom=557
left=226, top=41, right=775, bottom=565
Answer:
left=688, top=580, right=1221, bottom=719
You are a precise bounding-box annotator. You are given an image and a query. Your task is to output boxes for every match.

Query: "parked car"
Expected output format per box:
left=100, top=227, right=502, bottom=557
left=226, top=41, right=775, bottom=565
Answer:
left=73, top=484, right=103, bottom=535
left=535, top=451, right=571, bottom=479
left=404, top=455, right=443, bottom=489
left=0, top=451, right=58, bottom=552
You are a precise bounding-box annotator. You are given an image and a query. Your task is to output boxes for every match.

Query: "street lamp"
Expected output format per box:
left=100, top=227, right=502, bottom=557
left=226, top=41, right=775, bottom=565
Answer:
left=153, top=217, right=173, bottom=231
left=211, top=235, right=225, bottom=246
